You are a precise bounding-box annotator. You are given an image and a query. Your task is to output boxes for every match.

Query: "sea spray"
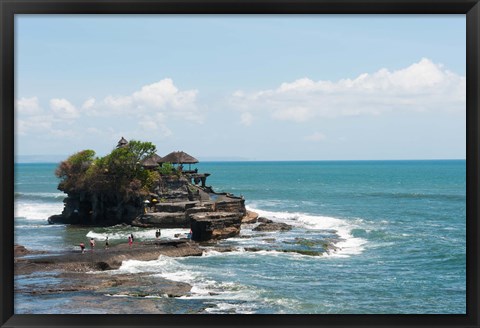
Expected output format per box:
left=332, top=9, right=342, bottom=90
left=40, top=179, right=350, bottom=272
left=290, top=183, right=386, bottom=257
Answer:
left=246, top=206, right=368, bottom=257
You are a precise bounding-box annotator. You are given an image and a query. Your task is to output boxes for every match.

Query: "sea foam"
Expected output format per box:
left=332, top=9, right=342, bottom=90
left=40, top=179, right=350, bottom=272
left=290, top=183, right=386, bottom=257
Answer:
left=14, top=202, right=64, bottom=221
left=86, top=228, right=189, bottom=241
left=114, top=255, right=265, bottom=313
left=246, top=206, right=367, bottom=257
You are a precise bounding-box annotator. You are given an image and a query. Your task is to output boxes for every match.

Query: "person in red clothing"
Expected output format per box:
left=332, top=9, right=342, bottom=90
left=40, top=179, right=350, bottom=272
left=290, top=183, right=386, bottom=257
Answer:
left=128, top=235, right=132, bottom=247
left=79, top=242, right=85, bottom=254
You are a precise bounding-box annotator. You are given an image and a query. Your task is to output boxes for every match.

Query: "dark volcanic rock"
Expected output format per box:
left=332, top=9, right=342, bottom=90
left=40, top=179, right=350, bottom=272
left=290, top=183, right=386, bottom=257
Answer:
left=190, top=212, right=242, bottom=241
left=253, top=222, right=292, bottom=232
left=17, top=272, right=192, bottom=299
left=48, top=193, right=144, bottom=226
left=257, top=217, right=273, bottom=223
left=132, top=212, right=189, bottom=228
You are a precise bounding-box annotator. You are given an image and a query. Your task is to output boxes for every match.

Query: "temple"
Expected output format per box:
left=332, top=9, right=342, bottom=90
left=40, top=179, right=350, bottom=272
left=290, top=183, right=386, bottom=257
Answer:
left=48, top=137, right=254, bottom=242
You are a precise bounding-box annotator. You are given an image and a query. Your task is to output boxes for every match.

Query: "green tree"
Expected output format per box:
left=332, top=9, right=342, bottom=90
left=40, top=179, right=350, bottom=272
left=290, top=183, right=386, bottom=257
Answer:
left=55, top=149, right=96, bottom=192
left=57, top=140, right=158, bottom=199
left=158, top=162, right=174, bottom=175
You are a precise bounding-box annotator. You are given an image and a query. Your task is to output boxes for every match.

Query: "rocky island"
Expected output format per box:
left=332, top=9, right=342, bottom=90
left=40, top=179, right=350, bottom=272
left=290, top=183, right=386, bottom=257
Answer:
left=47, top=137, right=257, bottom=242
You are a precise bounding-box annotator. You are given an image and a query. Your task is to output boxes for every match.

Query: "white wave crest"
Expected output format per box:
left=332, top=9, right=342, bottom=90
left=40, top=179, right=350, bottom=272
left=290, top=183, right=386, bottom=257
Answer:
left=204, top=302, right=256, bottom=314
left=86, top=228, right=190, bottom=241
left=246, top=206, right=367, bottom=257
left=14, top=202, right=64, bottom=221
left=202, top=248, right=301, bottom=258
left=114, top=256, right=264, bottom=313
left=15, top=192, right=66, bottom=200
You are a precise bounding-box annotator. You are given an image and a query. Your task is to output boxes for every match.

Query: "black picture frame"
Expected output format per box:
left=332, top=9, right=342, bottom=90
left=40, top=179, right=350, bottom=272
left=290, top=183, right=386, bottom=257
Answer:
left=1, top=0, right=479, bottom=327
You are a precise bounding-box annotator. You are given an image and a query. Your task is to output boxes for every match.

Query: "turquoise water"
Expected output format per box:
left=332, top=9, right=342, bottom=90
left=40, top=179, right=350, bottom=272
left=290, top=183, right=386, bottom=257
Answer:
left=14, top=160, right=466, bottom=314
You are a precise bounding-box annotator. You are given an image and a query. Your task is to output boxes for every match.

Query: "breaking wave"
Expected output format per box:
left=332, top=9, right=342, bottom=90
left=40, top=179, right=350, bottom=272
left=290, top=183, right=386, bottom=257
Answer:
left=246, top=206, right=367, bottom=258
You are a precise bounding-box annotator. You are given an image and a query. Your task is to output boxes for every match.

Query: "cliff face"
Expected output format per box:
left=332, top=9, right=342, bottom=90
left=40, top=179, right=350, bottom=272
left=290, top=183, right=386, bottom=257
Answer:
left=49, top=175, right=196, bottom=226
left=48, top=191, right=144, bottom=226
left=48, top=174, right=249, bottom=242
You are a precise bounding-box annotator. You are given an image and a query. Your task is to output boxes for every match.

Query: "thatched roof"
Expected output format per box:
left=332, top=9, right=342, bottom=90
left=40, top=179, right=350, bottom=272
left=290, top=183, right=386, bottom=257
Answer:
left=141, top=153, right=164, bottom=168
left=116, top=137, right=128, bottom=148
left=161, top=151, right=199, bottom=164
left=149, top=153, right=164, bottom=164
left=141, top=157, right=159, bottom=169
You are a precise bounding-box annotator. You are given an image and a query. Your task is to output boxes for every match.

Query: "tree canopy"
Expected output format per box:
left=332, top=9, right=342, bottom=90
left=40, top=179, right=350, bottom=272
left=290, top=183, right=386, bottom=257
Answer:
left=56, top=140, right=160, bottom=199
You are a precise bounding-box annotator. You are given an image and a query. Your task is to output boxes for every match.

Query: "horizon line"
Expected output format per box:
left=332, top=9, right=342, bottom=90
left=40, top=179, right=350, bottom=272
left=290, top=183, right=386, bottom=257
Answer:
left=14, top=158, right=467, bottom=164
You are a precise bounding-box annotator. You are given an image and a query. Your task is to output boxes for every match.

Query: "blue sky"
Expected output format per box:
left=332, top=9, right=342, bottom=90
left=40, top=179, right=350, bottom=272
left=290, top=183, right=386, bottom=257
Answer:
left=15, top=15, right=466, bottom=161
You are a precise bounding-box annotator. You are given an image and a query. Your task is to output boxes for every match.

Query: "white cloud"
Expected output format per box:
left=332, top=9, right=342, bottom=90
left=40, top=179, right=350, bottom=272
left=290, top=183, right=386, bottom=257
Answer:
left=16, top=78, right=201, bottom=141
left=50, top=98, right=79, bottom=119
left=304, top=132, right=327, bottom=142
left=81, top=97, right=96, bottom=110
left=240, top=112, right=254, bottom=126
left=138, top=113, right=172, bottom=137
left=16, top=97, right=42, bottom=115
left=132, top=78, right=198, bottom=110
left=16, top=117, right=53, bottom=136
left=15, top=97, right=55, bottom=136
left=231, top=58, right=466, bottom=122
left=102, top=79, right=199, bottom=113
left=87, top=79, right=202, bottom=124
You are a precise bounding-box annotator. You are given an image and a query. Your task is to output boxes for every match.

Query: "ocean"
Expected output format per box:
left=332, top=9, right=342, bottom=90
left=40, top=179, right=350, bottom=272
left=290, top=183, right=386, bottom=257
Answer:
left=14, top=160, right=466, bottom=314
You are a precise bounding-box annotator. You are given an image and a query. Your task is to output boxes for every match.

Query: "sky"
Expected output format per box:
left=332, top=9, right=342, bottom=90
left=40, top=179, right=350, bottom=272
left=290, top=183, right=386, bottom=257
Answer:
left=15, top=15, right=466, bottom=161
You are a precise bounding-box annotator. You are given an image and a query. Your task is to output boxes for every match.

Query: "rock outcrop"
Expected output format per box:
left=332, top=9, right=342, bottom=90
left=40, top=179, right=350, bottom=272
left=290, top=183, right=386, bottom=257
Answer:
left=14, top=240, right=203, bottom=275
left=130, top=196, right=248, bottom=242
left=253, top=222, right=293, bottom=232
left=48, top=174, right=247, bottom=241
left=48, top=192, right=144, bottom=226
left=48, top=146, right=249, bottom=243
left=190, top=212, right=242, bottom=241
left=241, top=210, right=259, bottom=224
left=133, top=212, right=190, bottom=228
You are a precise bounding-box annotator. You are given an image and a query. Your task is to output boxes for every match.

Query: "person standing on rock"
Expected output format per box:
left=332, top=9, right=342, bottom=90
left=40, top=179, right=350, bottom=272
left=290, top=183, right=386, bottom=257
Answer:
left=105, top=237, right=109, bottom=249
left=130, top=233, right=134, bottom=243
left=128, top=235, right=133, bottom=247
left=89, top=238, right=95, bottom=252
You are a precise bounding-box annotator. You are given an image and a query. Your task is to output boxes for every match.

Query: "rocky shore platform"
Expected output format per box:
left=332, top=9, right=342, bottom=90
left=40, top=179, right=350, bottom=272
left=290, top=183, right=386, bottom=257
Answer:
left=14, top=240, right=205, bottom=305
left=15, top=208, right=342, bottom=313
left=15, top=240, right=203, bottom=275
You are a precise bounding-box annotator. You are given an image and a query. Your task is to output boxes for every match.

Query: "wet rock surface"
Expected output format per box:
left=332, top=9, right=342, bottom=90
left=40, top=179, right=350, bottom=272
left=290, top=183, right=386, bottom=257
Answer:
left=14, top=244, right=47, bottom=257
left=14, top=243, right=200, bottom=310
left=17, top=272, right=192, bottom=298
left=253, top=222, right=293, bottom=232
left=14, top=241, right=203, bottom=275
